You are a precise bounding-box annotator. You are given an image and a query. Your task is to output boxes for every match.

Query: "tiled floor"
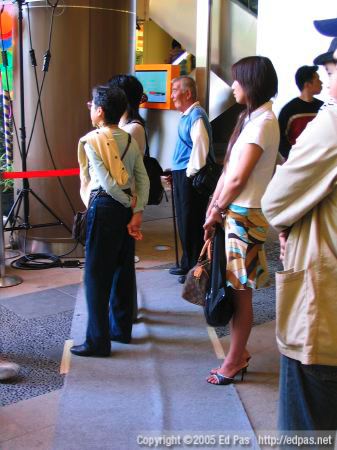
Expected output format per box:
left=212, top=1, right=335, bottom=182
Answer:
left=0, top=199, right=280, bottom=449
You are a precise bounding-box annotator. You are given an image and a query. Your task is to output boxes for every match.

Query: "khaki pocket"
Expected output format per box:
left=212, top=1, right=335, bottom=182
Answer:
left=275, top=268, right=307, bottom=349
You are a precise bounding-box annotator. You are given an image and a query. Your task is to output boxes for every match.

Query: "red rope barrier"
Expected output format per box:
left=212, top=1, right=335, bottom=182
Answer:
left=1, top=168, right=80, bottom=179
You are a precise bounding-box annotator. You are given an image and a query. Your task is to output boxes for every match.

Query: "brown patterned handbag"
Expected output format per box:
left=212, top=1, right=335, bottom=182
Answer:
left=181, top=239, right=212, bottom=307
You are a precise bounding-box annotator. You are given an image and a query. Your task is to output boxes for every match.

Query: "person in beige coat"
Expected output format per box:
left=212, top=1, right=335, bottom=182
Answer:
left=262, top=25, right=337, bottom=437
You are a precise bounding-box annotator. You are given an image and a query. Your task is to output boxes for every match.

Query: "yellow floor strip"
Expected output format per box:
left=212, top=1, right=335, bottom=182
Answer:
left=207, top=327, right=226, bottom=359
left=60, top=339, right=73, bottom=375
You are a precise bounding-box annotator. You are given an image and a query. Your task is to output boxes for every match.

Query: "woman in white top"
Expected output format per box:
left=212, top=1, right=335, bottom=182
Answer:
left=108, top=74, right=146, bottom=155
left=108, top=74, right=147, bottom=312
left=204, top=56, right=280, bottom=385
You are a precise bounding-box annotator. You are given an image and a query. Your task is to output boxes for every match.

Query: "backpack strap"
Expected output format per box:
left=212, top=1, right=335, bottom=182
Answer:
left=121, top=133, right=132, bottom=160
left=128, top=120, right=150, bottom=157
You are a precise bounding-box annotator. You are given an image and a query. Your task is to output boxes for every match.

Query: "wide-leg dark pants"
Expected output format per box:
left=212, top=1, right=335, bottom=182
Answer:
left=172, top=169, right=209, bottom=272
left=278, top=355, right=337, bottom=449
left=84, top=195, right=135, bottom=352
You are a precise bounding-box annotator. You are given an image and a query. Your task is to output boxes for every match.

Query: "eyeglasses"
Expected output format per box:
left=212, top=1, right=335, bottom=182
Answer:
left=87, top=101, right=92, bottom=110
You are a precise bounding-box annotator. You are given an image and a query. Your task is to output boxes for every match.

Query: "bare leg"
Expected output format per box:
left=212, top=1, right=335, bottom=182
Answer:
left=209, top=288, right=253, bottom=381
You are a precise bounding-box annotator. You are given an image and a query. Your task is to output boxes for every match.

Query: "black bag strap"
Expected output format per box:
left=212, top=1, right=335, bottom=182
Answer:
left=144, top=129, right=150, bottom=158
left=88, top=187, right=102, bottom=209
left=177, top=125, right=216, bottom=166
left=177, top=129, right=192, bottom=149
left=128, top=120, right=150, bottom=157
left=121, top=133, right=132, bottom=160
left=211, top=223, right=227, bottom=290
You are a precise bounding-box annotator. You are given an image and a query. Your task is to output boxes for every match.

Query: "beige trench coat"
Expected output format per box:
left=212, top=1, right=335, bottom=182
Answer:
left=262, top=103, right=337, bottom=366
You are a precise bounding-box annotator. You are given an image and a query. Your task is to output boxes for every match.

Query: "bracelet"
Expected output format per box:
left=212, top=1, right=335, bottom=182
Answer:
left=212, top=201, right=226, bottom=217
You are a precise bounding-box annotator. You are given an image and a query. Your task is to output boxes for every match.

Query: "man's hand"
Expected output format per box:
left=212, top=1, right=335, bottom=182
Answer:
left=279, top=229, right=290, bottom=262
left=162, top=174, right=172, bottom=189
left=127, top=211, right=143, bottom=240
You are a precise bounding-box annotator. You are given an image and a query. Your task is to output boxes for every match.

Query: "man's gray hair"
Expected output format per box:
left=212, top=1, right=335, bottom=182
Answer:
left=172, top=76, right=197, bottom=100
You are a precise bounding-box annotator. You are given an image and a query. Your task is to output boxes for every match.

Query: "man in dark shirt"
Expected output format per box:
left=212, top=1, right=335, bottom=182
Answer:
left=278, top=65, right=323, bottom=159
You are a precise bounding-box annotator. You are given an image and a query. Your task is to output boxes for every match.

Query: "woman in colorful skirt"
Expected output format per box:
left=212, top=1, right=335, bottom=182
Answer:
left=204, top=56, right=280, bottom=385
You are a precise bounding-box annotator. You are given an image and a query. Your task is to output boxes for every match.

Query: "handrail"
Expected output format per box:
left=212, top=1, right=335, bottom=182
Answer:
left=233, top=0, right=258, bottom=16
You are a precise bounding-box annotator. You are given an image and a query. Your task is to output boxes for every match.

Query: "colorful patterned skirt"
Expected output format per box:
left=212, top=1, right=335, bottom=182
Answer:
left=224, top=204, right=269, bottom=290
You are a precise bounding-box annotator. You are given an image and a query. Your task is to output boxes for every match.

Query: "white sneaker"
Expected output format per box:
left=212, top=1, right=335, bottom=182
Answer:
left=0, top=361, right=20, bottom=381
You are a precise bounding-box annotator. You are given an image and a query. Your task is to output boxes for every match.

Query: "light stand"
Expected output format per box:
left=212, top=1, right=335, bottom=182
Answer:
left=4, top=0, right=71, bottom=235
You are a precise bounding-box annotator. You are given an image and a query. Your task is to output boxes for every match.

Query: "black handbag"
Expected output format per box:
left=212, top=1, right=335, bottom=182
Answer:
left=72, top=189, right=100, bottom=245
left=177, top=128, right=222, bottom=197
left=204, top=223, right=234, bottom=327
left=143, top=131, right=164, bottom=205
left=192, top=162, right=223, bottom=197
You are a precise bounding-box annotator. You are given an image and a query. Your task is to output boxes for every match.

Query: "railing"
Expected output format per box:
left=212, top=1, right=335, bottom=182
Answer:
left=235, top=0, right=258, bottom=16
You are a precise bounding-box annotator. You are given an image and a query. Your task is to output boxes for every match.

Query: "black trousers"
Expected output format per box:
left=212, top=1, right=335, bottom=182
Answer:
left=84, top=195, right=135, bottom=352
left=172, top=169, right=209, bottom=272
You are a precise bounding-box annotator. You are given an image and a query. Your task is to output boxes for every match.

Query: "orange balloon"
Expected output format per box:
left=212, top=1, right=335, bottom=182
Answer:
left=0, top=11, right=13, bottom=37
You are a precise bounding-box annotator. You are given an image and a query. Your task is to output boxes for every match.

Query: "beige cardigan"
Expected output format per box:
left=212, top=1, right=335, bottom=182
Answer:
left=78, top=127, right=129, bottom=206
left=262, top=104, right=337, bottom=365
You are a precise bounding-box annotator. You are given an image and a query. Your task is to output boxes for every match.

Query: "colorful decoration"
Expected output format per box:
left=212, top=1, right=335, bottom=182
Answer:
left=3, top=90, right=12, bottom=164
left=0, top=6, right=14, bottom=165
left=0, top=7, right=14, bottom=94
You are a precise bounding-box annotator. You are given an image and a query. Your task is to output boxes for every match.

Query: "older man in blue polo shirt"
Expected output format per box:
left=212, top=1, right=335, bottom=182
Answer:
left=169, top=76, right=214, bottom=284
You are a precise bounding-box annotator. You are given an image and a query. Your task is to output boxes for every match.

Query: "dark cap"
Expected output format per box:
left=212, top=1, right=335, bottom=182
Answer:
left=313, top=37, right=337, bottom=65
left=314, top=18, right=337, bottom=37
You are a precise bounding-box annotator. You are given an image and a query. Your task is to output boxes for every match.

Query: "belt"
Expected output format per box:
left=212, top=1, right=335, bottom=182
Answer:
left=91, top=188, right=132, bottom=197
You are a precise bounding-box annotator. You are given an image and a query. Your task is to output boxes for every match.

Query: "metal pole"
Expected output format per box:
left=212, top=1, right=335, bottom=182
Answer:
left=205, top=0, right=212, bottom=116
left=0, top=186, right=22, bottom=288
left=16, top=0, right=30, bottom=227
left=169, top=173, right=179, bottom=268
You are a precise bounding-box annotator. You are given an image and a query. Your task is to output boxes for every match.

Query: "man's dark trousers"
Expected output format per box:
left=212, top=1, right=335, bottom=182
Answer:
left=172, top=169, right=209, bottom=273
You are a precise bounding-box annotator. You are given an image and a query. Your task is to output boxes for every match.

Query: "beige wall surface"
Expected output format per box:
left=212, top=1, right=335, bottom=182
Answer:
left=142, top=20, right=173, bottom=64
left=257, top=0, right=337, bottom=115
left=12, top=0, right=135, bottom=239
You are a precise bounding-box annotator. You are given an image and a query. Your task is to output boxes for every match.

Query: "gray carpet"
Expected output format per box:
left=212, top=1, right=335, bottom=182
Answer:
left=53, top=272, right=262, bottom=450
left=0, top=285, right=77, bottom=406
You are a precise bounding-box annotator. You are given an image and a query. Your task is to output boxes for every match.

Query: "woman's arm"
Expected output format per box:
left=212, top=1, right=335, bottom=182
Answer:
left=206, top=171, right=225, bottom=217
left=133, top=151, right=150, bottom=213
left=204, top=143, right=263, bottom=238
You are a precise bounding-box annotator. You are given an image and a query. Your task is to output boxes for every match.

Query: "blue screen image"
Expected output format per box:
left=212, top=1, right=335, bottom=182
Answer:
left=135, top=71, right=167, bottom=103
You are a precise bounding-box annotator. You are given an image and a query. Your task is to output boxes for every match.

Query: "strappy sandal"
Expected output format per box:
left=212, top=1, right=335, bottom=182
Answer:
left=209, top=355, right=251, bottom=375
left=207, top=365, right=248, bottom=385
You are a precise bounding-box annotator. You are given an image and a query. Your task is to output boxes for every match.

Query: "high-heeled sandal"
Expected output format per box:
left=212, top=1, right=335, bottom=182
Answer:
left=207, top=365, right=248, bottom=386
left=209, top=355, right=251, bottom=375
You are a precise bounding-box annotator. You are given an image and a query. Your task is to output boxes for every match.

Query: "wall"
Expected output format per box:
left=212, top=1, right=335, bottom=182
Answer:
left=142, top=20, right=173, bottom=64
left=12, top=0, right=136, bottom=243
left=257, top=0, right=337, bottom=115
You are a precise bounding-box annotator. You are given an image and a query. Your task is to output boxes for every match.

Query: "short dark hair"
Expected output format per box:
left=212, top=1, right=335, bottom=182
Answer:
left=295, top=65, right=319, bottom=91
left=231, top=56, right=278, bottom=114
left=172, top=39, right=182, bottom=49
left=108, top=74, right=144, bottom=124
left=92, top=85, right=127, bottom=125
